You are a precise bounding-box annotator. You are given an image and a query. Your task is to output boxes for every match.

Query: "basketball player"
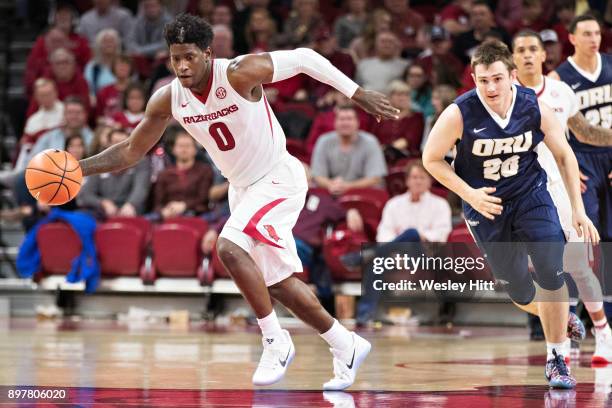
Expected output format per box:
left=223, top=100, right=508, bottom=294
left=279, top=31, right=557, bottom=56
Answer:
left=422, top=41, right=599, bottom=388
left=512, top=30, right=612, bottom=364
left=549, top=15, right=612, bottom=321
left=77, top=14, right=400, bottom=390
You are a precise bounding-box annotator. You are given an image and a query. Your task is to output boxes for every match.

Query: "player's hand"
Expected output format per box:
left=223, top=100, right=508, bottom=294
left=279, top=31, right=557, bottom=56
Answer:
left=579, top=171, right=588, bottom=193
left=572, top=211, right=600, bottom=244
left=351, top=88, right=400, bottom=122
left=466, top=187, right=503, bottom=220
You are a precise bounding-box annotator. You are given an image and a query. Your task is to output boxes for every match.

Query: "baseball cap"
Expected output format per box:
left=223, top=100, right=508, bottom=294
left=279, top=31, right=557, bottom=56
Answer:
left=540, top=29, right=558, bottom=43
left=431, top=26, right=450, bottom=41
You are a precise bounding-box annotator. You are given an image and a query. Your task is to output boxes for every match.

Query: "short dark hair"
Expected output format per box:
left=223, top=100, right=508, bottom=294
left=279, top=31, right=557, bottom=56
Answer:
left=63, top=96, right=86, bottom=108
left=512, top=29, right=544, bottom=50
left=569, top=13, right=600, bottom=34
left=334, top=104, right=357, bottom=117
left=471, top=40, right=516, bottom=73
left=164, top=13, right=214, bottom=50
left=405, top=159, right=430, bottom=178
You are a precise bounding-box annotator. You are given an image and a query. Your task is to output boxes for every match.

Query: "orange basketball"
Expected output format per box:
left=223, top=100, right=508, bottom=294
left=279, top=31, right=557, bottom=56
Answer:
left=25, top=149, right=83, bottom=205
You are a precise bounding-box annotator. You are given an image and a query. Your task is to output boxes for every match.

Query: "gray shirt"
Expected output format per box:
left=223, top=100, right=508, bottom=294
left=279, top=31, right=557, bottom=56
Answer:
left=355, top=57, right=410, bottom=93
left=126, top=11, right=173, bottom=57
left=311, top=131, right=387, bottom=182
left=77, top=6, right=133, bottom=45
left=77, top=158, right=151, bottom=214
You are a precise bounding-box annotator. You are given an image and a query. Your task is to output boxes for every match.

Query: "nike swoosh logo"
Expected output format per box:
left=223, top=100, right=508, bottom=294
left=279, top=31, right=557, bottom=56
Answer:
left=474, top=127, right=486, bottom=133
left=346, top=347, right=356, bottom=369
left=571, top=82, right=581, bottom=90
left=279, top=346, right=291, bottom=367
left=181, top=101, right=189, bottom=107
left=271, top=181, right=280, bottom=184
left=556, top=270, right=565, bottom=276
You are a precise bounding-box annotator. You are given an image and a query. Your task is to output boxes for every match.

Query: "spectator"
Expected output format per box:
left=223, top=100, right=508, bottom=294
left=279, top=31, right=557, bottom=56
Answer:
left=334, top=0, right=368, bottom=49
left=348, top=8, right=392, bottom=61
left=77, top=0, right=133, bottom=46
left=552, top=0, right=576, bottom=59
left=306, top=93, right=372, bottom=154
left=307, top=27, right=356, bottom=104
left=495, top=0, right=554, bottom=36
left=383, top=0, right=425, bottom=56
left=154, top=130, right=214, bottom=218
left=452, top=0, right=511, bottom=65
left=540, top=29, right=563, bottom=73
left=231, top=0, right=283, bottom=54
left=417, top=26, right=464, bottom=85
left=355, top=31, right=409, bottom=93
left=150, top=57, right=176, bottom=94
left=191, top=0, right=215, bottom=22
left=212, top=4, right=233, bottom=27
left=77, top=128, right=151, bottom=217
left=95, top=55, right=135, bottom=121
left=244, top=8, right=278, bottom=53
left=405, top=63, right=434, bottom=118
left=89, top=124, right=113, bottom=156
left=84, top=29, right=122, bottom=98
left=25, top=4, right=91, bottom=95
left=211, top=24, right=235, bottom=58
left=369, top=80, right=424, bottom=157
left=26, top=48, right=90, bottom=118
left=311, top=105, right=387, bottom=195
left=126, top=0, right=172, bottom=58
left=109, top=83, right=146, bottom=131
left=422, top=84, right=457, bottom=153
left=277, top=0, right=324, bottom=48
left=26, top=97, right=93, bottom=165
left=21, top=79, right=64, bottom=148
left=343, top=160, right=452, bottom=326
left=126, top=0, right=172, bottom=78
left=440, top=0, right=473, bottom=36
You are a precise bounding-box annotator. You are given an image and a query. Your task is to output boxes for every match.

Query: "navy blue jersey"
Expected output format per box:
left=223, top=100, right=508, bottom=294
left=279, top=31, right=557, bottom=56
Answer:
left=555, top=53, right=612, bottom=153
left=454, top=86, right=546, bottom=201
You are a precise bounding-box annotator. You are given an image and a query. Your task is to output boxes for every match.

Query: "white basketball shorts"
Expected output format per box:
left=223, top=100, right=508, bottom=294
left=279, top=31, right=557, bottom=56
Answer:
left=219, top=153, right=308, bottom=286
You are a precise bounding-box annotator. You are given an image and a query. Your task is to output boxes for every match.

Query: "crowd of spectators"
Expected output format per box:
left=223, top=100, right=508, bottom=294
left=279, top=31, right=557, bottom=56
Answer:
left=2, top=0, right=611, bottom=322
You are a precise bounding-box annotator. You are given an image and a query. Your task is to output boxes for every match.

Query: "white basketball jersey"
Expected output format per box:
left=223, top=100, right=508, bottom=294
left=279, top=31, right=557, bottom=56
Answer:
left=518, top=76, right=579, bottom=184
left=170, top=58, right=287, bottom=187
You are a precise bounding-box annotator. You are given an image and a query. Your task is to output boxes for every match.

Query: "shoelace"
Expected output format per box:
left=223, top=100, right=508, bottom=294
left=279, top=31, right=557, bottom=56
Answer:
left=552, top=349, right=569, bottom=377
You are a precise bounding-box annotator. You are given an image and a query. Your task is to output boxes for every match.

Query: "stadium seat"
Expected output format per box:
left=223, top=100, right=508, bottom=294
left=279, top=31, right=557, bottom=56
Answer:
left=430, top=186, right=450, bottom=199
left=338, top=188, right=389, bottom=236
left=286, top=138, right=309, bottom=163
left=151, top=217, right=209, bottom=284
left=95, top=222, right=145, bottom=277
left=36, top=222, right=82, bottom=276
left=385, top=166, right=407, bottom=197
left=106, top=216, right=152, bottom=242
left=446, top=224, right=494, bottom=281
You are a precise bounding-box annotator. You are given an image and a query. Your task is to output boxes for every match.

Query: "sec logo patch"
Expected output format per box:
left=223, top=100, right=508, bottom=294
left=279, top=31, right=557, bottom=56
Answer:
left=216, top=87, right=227, bottom=99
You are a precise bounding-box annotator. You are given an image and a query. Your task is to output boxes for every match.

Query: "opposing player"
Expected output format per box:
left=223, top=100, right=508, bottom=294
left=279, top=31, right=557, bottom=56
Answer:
left=513, top=29, right=612, bottom=364
left=549, top=14, right=612, bottom=321
left=76, top=14, right=400, bottom=390
left=423, top=41, right=599, bottom=388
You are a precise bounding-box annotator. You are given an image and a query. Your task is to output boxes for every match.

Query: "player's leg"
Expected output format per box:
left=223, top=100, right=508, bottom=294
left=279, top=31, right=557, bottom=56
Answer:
left=268, top=276, right=371, bottom=391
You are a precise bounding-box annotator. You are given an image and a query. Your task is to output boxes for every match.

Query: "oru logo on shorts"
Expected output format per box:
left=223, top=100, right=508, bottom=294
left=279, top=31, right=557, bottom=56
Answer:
left=263, top=225, right=281, bottom=243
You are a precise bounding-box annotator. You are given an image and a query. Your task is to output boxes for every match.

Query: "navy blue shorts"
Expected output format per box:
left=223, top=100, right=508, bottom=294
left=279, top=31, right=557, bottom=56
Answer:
left=464, top=183, right=566, bottom=304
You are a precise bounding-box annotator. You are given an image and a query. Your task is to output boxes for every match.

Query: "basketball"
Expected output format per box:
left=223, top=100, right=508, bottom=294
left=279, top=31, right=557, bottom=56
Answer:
left=25, top=149, right=83, bottom=205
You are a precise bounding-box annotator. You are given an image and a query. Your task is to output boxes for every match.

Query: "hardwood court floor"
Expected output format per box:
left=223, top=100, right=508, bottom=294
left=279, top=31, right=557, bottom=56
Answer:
left=0, top=318, right=610, bottom=407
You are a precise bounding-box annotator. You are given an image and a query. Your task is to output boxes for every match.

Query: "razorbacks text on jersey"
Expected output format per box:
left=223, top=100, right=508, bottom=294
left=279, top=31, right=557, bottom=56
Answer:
left=453, top=85, right=547, bottom=202
left=555, top=53, right=612, bottom=153
left=170, top=59, right=287, bottom=187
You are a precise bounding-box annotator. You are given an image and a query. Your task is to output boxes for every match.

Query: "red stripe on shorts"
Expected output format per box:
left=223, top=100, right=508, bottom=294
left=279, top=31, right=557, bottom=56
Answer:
left=243, top=198, right=287, bottom=248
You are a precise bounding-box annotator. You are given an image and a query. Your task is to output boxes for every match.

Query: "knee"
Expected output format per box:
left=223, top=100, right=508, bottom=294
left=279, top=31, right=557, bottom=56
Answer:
left=216, top=237, right=239, bottom=267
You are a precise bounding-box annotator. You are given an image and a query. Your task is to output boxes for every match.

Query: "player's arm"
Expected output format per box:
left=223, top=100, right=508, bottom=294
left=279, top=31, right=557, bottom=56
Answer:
left=422, top=104, right=503, bottom=220
left=539, top=101, right=600, bottom=242
left=79, top=85, right=172, bottom=176
left=567, top=111, right=612, bottom=146
left=226, top=49, right=399, bottom=120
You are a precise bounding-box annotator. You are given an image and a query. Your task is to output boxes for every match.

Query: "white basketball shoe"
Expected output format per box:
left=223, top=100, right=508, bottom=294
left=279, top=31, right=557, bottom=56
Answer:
left=592, top=329, right=612, bottom=364
left=323, top=332, right=371, bottom=391
left=252, top=329, right=295, bottom=386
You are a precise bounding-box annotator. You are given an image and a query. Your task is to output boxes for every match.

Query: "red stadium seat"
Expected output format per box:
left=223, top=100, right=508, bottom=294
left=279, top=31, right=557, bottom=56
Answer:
left=430, top=186, right=450, bottom=199
left=151, top=217, right=208, bottom=283
left=36, top=222, right=82, bottom=276
left=446, top=224, right=494, bottom=281
left=323, top=227, right=369, bottom=281
left=338, top=188, right=389, bottom=236
left=106, top=216, right=152, bottom=242
left=95, top=222, right=145, bottom=277
left=286, top=138, right=309, bottom=163
left=385, top=167, right=407, bottom=197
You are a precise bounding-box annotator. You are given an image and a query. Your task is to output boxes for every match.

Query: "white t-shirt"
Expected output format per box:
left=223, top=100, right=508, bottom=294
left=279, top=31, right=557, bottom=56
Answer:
left=170, top=59, right=287, bottom=187
left=23, top=101, right=64, bottom=137
left=376, top=191, right=452, bottom=242
left=517, top=76, right=579, bottom=184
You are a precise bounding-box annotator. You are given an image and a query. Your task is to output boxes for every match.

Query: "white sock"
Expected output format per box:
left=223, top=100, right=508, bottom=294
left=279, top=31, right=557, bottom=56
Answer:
left=547, top=342, right=566, bottom=360
left=320, top=319, right=353, bottom=352
left=257, top=310, right=283, bottom=340
left=593, top=317, right=611, bottom=338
